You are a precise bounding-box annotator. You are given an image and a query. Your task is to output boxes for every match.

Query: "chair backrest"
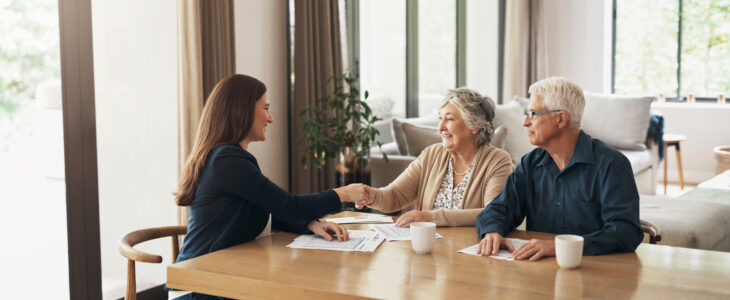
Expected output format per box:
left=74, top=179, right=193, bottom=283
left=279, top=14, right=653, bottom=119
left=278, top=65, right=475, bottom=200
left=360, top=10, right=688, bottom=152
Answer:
left=640, top=219, right=662, bottom=244
left=118, top=226, right=187, bottom=300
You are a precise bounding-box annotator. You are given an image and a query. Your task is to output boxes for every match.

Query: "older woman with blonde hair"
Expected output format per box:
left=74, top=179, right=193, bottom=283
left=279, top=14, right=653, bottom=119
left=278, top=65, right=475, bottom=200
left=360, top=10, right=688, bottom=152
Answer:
left=358, top=88, right=513, bottom=227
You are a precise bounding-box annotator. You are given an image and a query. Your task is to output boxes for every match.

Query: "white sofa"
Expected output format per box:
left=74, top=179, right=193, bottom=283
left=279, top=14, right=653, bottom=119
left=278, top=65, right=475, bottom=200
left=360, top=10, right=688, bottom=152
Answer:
left=371, top=93, right=659, bottom=195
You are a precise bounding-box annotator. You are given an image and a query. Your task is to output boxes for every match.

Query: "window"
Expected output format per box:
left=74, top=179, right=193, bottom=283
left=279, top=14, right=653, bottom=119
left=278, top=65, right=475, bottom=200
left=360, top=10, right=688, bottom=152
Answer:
left=418, top=0, right=456, bottom=116
left=352, top=0, right=502, bottom=118
left=0, top=0, right=69, bottom=298
left=360, top=0, right=407, bottom=118
left=613, top=0, right=730, bottom=101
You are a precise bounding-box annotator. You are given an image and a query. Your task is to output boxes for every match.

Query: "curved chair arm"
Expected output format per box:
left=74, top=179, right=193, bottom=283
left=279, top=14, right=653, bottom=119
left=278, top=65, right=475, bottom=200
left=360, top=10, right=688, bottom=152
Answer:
left=119, top=225, right=187, bottom=263
left=640, top=219, right=662, bottom=244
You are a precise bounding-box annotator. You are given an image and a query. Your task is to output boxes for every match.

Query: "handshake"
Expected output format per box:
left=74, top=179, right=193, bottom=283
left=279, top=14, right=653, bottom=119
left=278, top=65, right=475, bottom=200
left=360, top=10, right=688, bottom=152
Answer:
left=333, top=183, right=376, bottom=209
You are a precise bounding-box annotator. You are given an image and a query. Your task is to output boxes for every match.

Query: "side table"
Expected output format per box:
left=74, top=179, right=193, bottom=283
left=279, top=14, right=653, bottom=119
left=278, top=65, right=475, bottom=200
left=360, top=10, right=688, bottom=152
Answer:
left=663, top=133, right=687, bottom=195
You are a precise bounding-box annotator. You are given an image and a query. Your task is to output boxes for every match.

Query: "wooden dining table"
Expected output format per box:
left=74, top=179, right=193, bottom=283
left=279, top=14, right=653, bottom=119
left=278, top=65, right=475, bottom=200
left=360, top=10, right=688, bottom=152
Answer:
left=167, top=211, right=730, bottom=299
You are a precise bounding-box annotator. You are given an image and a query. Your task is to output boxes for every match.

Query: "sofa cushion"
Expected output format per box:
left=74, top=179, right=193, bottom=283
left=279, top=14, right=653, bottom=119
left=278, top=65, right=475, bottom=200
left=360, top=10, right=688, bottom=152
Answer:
left=402, top=123, right=440, bottom=156
left=494, top=100, right=536, bottom=166
left=618, top=149, right=652, bottom=175
left=392, top=113, right=439, bottom=155
left=582, top=93, right=654, bottom=150
left=490, top=126, right=508, bottom=150
left=370, top=142, right=400, bottom=156
left=640, top=195, right=730, bottom=251
left=401, top=123, right=510, bottom=157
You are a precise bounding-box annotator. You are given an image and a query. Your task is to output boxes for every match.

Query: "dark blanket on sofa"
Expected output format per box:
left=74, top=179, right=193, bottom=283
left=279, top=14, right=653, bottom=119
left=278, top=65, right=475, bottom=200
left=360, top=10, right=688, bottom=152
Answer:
left=647, top=110, right=665, bottom=161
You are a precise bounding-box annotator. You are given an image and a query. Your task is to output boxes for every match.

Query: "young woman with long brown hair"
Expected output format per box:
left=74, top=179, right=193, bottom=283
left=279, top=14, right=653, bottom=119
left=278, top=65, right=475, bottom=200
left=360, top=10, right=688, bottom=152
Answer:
left=174, top=74, right=368, bottom=268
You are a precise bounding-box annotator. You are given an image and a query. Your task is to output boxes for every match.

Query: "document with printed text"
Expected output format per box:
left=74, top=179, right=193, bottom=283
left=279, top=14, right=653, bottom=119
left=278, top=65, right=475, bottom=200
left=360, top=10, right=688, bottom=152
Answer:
left=325, top=214, right=394, bottom=224
left=286, top=230, right=385, bottom=252
left=458, top=238, right=529, bottom=261
left=368, top=224, right=443, bottom=241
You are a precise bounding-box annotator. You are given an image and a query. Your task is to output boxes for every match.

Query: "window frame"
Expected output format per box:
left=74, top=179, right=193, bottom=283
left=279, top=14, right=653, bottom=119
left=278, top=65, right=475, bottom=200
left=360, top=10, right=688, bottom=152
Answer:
left=346, top=0, right=506, bottom=118
left=611, top=0, right=726, bottom=103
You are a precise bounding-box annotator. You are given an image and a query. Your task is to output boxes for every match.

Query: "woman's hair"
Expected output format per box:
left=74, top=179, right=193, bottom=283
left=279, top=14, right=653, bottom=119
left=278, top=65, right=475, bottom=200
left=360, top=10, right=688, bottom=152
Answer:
left=528, top=77, right=585, bottom=131
left=175, top=74, right=267, bottom=206
left=440, top=88, right=496, bottom=147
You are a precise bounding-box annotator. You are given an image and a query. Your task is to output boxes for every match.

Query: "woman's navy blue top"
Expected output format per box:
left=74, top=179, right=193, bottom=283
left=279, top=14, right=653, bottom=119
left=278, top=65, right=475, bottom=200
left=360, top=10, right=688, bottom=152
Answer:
left=176, top=144, right=341, bottom=264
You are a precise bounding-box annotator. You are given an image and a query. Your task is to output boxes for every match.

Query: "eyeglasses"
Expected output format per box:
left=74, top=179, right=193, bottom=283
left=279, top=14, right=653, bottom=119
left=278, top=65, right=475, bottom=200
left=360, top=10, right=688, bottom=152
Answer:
left=523, top=109, right=562, bottom=120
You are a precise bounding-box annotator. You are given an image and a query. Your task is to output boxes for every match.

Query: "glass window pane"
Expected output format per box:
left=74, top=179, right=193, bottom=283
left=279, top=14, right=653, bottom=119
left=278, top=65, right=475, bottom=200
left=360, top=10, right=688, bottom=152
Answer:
left=360, top=0, right=406, bottom=119
left=419, top=0, right=456, bottom=116
left=0, top=0, right=69, bottom=298
left=680, top=0, right=730, bottom=97
left=614, top=0, right=679, bottom=96
left=91, top=1, right=179, bottom=298
left=466, top=0, right=499, bottom=103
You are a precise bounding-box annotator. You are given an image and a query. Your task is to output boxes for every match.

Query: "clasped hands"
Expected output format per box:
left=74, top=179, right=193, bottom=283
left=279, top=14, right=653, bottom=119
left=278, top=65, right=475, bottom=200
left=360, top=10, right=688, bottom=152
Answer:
left=477, top=232, right=556, bottom=261
left=333, top=183, right=375, bottom=205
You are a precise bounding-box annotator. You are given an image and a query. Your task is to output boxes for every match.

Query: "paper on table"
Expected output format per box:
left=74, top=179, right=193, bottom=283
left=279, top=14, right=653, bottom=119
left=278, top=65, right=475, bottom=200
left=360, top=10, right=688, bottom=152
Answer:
left=286, top=230, right=385, bottom=252
left=458, top=238, right=529, bottom=261
left=368, top=224, right=443, bottom=241
left=325, top=215, right=394, bottom=224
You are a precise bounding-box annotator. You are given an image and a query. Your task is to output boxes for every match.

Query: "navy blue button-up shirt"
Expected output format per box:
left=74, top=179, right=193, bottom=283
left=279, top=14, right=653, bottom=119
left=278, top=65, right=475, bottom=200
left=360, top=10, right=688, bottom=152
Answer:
left=476, top=131, right=643, bottom=255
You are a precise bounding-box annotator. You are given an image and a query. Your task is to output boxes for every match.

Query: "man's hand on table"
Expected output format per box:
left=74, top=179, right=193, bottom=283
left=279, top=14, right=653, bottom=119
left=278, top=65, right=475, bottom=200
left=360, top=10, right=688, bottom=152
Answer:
left=511, top=239, right=555, bottom=261
left=477, top=232, right=515, bottom=256
left=478, top=232, right=556, bottom=261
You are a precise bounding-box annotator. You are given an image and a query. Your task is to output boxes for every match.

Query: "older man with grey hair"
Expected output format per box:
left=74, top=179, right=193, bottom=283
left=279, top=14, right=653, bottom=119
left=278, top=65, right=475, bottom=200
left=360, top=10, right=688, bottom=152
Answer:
left=475, top=77, right=643, bottom=260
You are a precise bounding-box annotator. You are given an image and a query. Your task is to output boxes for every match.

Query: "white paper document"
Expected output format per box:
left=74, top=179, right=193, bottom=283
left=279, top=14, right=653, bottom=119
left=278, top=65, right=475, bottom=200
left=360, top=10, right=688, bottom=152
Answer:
left=458, top=238, right=529, bottom=261
left=368, top=224, right=443, bottom=241
left=286, top=230, right=385, bottom=252
left=325, top=214, right=394, bottom=224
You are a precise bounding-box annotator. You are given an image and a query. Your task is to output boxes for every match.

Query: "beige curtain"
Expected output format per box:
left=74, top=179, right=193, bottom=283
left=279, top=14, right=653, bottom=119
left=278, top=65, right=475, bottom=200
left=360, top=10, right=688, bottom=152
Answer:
left=502, top=0, right=548, bottom=101
left=290, top=0, right=344, bottom=194
left=200, top=0, right=236, bottom=101
left=528, top=0, right=549, bottom=87
left=177, top=0, right=236, bottom=225
left=502, top=0, right=530, bottom=101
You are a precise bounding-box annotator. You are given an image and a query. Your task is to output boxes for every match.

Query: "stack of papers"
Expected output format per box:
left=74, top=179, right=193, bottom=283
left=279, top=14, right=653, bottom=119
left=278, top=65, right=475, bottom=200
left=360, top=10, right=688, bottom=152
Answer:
left=458, top=238, right=528, bottom=261
left=368, top=224, right=443, bottom=241
left=325, top=215, right=394, bottom=224
left=286, top=230, right=385, bottom=252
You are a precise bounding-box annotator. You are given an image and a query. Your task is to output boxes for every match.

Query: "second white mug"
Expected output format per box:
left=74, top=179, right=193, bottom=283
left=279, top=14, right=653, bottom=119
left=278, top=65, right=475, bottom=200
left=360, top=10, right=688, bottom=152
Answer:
left=555, top=234, right=584, bottom=269
left=410, top=222, right=436, bottom=254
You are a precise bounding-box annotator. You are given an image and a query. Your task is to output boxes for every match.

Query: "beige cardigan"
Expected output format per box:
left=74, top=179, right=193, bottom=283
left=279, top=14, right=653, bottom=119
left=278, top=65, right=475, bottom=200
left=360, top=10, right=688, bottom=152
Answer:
left=371, top=143, right=513, bottom=227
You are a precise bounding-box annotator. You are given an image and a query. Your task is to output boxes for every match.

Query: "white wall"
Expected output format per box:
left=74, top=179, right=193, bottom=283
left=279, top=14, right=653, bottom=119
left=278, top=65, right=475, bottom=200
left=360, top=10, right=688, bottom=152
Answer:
left=542, top=0, right=607, bottom=93
left=234, top=0, right=289, bottom=189
left=652, top=103, right=730, bottom=183
left=466, top=0, right=499, bottom=100
left=542, top=0, right=729, bottom=184
left=92, top=0, right=179, bottom=297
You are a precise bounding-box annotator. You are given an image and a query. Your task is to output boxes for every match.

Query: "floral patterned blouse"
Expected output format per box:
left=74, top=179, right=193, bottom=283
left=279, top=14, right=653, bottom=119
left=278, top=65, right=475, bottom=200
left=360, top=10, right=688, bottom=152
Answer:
left=434, top=159, right=473, bottom=210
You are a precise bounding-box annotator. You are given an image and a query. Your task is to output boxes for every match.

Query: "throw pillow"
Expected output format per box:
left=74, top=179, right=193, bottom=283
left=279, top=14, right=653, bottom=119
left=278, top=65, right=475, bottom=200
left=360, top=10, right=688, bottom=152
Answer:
left=401, top=123, right=441, bottom=156
left=490, top=126, right=508, bottom=150
left=494, top=100, right=536, bottom=166
left=391, top=113, right=439, bottom=155
left=582, top=92, right=654, bottom=150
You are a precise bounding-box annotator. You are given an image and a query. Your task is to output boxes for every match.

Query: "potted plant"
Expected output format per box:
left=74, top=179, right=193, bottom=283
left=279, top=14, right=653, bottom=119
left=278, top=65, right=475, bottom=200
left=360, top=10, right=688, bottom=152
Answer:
left=299, top=72, right=388, bottom=190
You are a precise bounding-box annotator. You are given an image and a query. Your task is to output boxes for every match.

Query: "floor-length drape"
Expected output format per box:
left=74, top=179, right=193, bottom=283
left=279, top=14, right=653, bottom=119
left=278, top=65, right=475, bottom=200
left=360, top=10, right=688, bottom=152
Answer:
left=502, top=0, right=530, bottom=101
left=290, top=0, right=344, bottom=194
left=528, top=0, right=549, bottom=88
left=502, top=0, right=548, bottom=101
left=177, top=0, right=235, bottom=225
left=200, top=0, right=236, bottom=102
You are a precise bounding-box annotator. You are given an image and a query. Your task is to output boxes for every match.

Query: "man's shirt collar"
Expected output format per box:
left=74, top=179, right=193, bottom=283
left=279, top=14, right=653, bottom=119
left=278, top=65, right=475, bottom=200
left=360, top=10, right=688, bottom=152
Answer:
left=536, top=130, right=595, bottom=169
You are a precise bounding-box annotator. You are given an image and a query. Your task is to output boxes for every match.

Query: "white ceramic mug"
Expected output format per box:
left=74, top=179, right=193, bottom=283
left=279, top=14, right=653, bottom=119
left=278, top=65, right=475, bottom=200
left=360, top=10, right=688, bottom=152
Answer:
left=555, top=234, right=584, bottom=269
left=410, top=222, right=436, bottom=254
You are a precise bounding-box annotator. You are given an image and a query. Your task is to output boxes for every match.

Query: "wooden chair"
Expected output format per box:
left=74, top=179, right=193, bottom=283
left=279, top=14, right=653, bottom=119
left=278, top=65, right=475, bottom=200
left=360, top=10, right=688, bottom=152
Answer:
left=118, top=226, right=187, bottom=300
left=640, top=219, right=662, bottom=244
